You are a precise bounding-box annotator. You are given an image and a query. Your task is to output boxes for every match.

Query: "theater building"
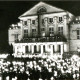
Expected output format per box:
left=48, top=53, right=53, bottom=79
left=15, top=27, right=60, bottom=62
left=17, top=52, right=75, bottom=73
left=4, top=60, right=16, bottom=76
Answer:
left=8, top=2, right=74, bottom=57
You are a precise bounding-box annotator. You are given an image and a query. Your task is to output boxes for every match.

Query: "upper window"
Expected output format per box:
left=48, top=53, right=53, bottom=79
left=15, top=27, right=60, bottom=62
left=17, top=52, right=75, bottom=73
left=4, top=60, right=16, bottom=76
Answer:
left=32, top=29, right=37, bottom=37
left=49, top=27, right=54, bottom=36
left=14, top=34, right=18, bottom=41
left=32, top=29, right=36, bottom=32
left=24, top=29, right=28, bottom=38
left=49, top=18, right=53, bottom=23
left=41, top=28, right=45, bottom=31
left=32, top=20, right=35, bottom=24
left=24, top=21, right=27, bottom=25
left=37, top=7, right=47, bottom=14
left=58, top=27, right=63, bottom=34
left=77, top=30, right=80, bottom=39
left=59, top=17, right=63, bottom=22
left=42, top=19, right=44, bottom=24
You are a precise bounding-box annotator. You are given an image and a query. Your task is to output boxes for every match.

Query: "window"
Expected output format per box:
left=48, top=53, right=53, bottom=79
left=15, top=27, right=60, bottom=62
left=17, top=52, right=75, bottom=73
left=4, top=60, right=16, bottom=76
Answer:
left=77, top=30, right=80, bottom=39
left=59, top=17, right=63, bottom=22
left=42, top=19, right=44, bottom=24
left=24, top=21, right=27, bottom=25
left=41, top=28, right=45, bottom=31
left=49, top=28, right=54, bottom=36
left=37, top=7, right=47, bottom=14
left=32, top=20, right=35, bottom=24
left=32, top=29, right=36, bottom=37
left=58, top=27, right=63, bottom=34
left=24, top=30, right=28, bottom=38
left=32, top=29, right=36, bottom=32
left=49, top=18, right=53, bottom=23
left=14, top=34, right=18, bottom=40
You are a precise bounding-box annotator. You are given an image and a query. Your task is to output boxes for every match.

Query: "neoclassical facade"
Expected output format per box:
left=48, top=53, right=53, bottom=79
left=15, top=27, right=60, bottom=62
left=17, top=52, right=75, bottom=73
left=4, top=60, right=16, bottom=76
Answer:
left=8, top=2, right=74, bottom=57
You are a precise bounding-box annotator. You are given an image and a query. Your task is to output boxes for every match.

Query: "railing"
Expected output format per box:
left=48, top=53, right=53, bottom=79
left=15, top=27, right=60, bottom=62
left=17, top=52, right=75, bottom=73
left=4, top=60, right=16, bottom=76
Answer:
left=15, top=36, right=67, bottom=43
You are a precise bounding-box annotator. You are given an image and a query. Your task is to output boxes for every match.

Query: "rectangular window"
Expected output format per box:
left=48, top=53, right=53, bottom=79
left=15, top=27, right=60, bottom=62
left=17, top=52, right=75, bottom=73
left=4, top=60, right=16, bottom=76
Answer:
left=32, top=29, right=36, bottom=37
left=49, top=18, right=53, bottom=23
left=41, top=28, right=45, bottom=31
left=58, top=27, right=63, bottom=34
left=32, top=20, right=35, bottom=24
left=49, top=27, right=54, bottom=36
left=24, top=21, right=27, bottom=25
left=42, top=19, right=44, bottom=24
left=15, top=34, right=18, bottom=41
left=24, top=29, right=28, bottom=38
left=59, top=17, right=63, bottom=22
left=77, top=30, right=80, bottom=39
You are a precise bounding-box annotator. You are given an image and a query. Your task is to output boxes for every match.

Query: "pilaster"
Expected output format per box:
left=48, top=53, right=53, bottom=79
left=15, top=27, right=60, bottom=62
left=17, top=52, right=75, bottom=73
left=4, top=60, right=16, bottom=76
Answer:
left=63, top=15, right=69, bottom=39
left=31, top=45, right=34, bottom=54
left=22, top=45, right=25, bottom=54
left=37, top=45, right=39, bottom=52
left=44, top=17, right=48, bottom=36
left=54, top=44, right=58, bottom=52
left=61, top=44, right=64, bottom=56
left=27, top=19, right=31, bottom=37
left=50, top=45, right=53, bottom=55
left=15, top=46, right=17, bottom=54
left=54, top=16, right=58, bottom=34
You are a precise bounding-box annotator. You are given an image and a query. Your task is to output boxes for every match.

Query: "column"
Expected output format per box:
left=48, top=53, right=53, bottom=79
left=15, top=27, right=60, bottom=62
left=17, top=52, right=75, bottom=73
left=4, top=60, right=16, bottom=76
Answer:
left=38, top=15, right=41, bottom=37
left=21, top=45, right=23, bottom=54
left=45, top=44, right=48, bottom=52
left=50, top=45, right=53, bottom=55
left=44, top=17, right=49, bottom=36
left=37, top=45, right=39, bottom=52
left=20, top=20, right=24, bottom=38
left=28, top=44, right=31, bottom=53
left=63, top=15, right=68, bottom=39
left=57, top=45, right=59, bottom=52
left=31, top=45, right=34, bottom=54
left=15, top=46, right=17, bottom=54
left=61, top=44, right=64, bottom=56
left=54, top=16, right=58, bottom=34
left=22, top=45, right=25, bottom=54
left=54, top=44, right=58, bottom=52
left=64, top=43, right=69, bottom=52
left=27, top=19, right=31, bottom=37
left=41, top=45, right=43, bottom=55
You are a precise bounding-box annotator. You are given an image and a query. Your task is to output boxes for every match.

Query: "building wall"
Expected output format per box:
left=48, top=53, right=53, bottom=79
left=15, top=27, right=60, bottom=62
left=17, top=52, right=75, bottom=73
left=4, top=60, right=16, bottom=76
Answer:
left=70, top=23, right=80, bottom=51
left=9, top=12, right=71, bottom=48
left=41, top=12, right=69, bottom=39
left=8, top=27, right=22, bottom=45
left=18, top=12, right=70, bottom=38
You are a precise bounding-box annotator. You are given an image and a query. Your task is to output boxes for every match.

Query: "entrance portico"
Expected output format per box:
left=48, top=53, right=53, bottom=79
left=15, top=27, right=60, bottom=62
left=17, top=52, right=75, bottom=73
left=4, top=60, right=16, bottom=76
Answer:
left=13, top=42, right=69, bottom=57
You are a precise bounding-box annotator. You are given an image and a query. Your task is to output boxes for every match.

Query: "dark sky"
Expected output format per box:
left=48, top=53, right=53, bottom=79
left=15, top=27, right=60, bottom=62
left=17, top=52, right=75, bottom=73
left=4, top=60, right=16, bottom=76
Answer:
left=0, top=1, right=80, bottom=52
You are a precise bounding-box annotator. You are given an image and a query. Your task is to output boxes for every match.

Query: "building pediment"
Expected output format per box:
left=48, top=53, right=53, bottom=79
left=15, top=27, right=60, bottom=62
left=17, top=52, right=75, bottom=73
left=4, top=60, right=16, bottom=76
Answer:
left=19, top=2, right=65, bottom=19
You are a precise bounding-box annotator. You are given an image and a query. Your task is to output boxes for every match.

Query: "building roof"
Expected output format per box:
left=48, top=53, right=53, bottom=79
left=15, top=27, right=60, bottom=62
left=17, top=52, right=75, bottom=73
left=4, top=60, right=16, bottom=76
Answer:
left=18, top=1, right=65, bottom=19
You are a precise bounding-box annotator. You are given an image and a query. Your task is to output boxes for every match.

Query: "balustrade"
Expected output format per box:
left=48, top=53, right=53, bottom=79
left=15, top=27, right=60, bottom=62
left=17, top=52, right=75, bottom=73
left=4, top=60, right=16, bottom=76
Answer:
left=15, top=36, right=66, bottom=43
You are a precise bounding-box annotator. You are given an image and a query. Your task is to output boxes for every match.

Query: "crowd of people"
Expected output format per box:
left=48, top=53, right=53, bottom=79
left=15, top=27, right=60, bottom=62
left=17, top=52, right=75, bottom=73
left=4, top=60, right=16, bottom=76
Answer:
left=0, top=54, right=80, bottom=80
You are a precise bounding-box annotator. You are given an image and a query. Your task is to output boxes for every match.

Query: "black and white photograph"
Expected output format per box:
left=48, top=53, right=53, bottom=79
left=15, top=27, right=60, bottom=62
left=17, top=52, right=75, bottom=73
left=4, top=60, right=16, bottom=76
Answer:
left=0, top=0, right=80, bottom=80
